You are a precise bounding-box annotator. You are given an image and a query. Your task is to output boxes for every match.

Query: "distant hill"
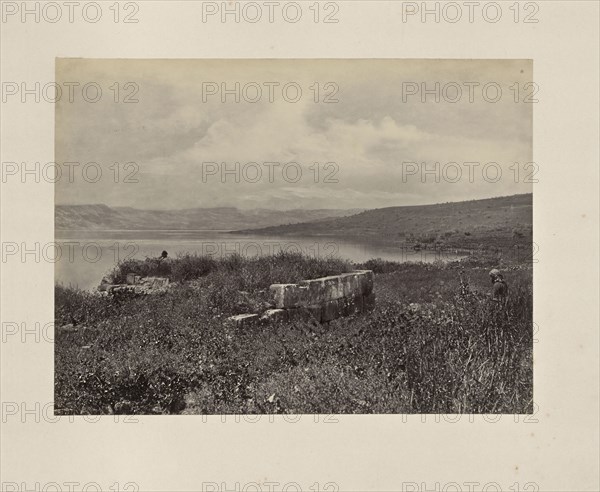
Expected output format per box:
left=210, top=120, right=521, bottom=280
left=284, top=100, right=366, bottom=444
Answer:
left=235, top=194, right=533, bottom=249
left=55, top=204, right=364, bottom=231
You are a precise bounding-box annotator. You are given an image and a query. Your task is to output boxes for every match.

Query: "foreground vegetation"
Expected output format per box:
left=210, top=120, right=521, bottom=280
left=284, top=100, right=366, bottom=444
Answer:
left=55, top=252, right=533, bottom=415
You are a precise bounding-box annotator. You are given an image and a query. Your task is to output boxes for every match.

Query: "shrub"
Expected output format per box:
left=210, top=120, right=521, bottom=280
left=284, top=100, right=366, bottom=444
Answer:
left=171, top=254, right=217, bottom=282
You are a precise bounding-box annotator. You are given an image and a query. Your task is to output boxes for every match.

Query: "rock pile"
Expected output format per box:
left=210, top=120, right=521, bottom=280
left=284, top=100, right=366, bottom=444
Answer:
left=98, top=275, right=171, bottom=297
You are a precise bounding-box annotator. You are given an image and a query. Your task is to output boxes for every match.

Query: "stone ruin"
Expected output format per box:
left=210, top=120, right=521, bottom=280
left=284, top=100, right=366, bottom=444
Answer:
left=95, top=269, right=375, bottom=326
left=98, top=273, right=171, bottom=296
left=226, top=270, right=375, bottom=327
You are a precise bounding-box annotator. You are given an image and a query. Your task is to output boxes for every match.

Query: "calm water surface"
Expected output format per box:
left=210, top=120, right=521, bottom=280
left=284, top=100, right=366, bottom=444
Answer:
left=55, top=230, right=464, bottom=290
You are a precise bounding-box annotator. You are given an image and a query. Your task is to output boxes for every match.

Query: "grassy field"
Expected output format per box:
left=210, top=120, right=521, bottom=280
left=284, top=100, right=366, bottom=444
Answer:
left=55, top=250, right=532, bottom=415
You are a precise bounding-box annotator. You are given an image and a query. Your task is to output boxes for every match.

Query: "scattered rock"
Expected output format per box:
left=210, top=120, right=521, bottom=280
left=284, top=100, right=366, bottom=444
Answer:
left=260, top=309, right=288, bottom=323
left=98, top=276, right=171, bottom=297
left=225, top=313, right=260, bottom=328
left=59, top=324, right=78, bottom=332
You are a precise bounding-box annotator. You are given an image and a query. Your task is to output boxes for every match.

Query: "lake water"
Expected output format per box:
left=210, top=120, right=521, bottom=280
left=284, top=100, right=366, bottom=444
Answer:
left=55, top=230, right=464, bottom=290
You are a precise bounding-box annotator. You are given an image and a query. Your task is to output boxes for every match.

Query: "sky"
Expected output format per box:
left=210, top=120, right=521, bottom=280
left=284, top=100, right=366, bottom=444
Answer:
left=56, top=58, right=533, bottom=210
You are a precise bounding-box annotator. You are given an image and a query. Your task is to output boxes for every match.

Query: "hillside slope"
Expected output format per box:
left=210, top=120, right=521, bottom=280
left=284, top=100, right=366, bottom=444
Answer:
left=236, top=194, right=533, bottom=249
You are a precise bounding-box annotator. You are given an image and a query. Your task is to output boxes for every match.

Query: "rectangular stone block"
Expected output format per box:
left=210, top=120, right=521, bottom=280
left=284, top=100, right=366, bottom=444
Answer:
left=126, top=273, right=136, bottom=285
left=146, top=276, right=169, bottom=288
left=287, top=306, right=319, bottom=323
left=353, top=270, right=374, bottom=295
left=269, top=284, right=307, bottom=308
left=226, top=313, right=259, bottom=328
left=321, top=298, right=343, bottom=322
left=300, top=275, right=344, bottom=304
left=340, top=272, right=361, bottom=298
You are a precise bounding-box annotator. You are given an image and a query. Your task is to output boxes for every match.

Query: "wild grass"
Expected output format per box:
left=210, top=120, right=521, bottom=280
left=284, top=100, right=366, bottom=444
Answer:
left=105, top=251, right=352, bottom=286
left=55, top=252, right=532, bottom=415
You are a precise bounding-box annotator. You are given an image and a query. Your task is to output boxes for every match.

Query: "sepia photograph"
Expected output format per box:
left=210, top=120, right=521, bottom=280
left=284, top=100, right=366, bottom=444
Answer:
left=54, top=58, right=534, bottom=415
left=3, top=1, right=599, bottom=491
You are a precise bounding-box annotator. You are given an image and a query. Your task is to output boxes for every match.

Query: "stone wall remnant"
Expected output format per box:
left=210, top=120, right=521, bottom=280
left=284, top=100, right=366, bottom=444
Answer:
left=226, top=270, right=375, bottom=327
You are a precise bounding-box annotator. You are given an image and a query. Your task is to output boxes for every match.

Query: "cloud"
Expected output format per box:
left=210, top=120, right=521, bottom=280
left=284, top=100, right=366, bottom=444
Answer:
left=56, top=59, right=533, bottom=210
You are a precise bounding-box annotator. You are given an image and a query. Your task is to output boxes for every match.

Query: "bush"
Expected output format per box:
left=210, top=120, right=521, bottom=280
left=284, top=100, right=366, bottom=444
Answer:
left=170, top=254, right=217, bottom=282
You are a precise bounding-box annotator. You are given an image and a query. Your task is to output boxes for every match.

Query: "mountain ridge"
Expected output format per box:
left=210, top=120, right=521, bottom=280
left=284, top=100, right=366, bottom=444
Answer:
left=55, top=204, right=364, bottom=231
